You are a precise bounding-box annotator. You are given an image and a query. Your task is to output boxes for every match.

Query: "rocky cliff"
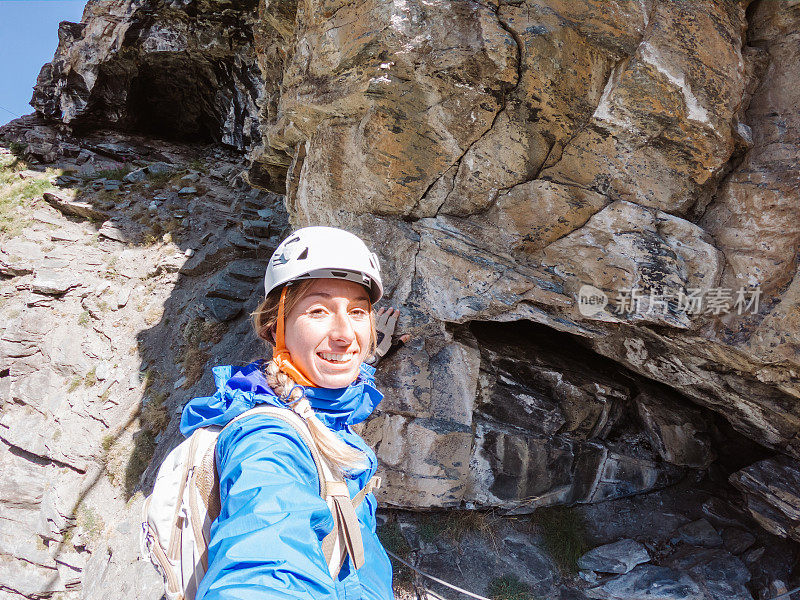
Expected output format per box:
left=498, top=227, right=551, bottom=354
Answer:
left=2, top=0, right=799, bottom=599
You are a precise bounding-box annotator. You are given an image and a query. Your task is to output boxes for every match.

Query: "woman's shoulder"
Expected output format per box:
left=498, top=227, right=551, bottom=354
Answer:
left=219, top=406, right=312, bottom=446
left=216, top=408, right=318, bottom=468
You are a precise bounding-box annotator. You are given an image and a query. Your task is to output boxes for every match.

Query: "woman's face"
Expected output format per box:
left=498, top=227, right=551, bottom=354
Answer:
left=283, top=278, right=373, bottom=388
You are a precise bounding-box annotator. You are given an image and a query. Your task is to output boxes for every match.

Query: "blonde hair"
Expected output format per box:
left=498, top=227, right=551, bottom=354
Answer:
left=251, top=281, right=378, bottom=472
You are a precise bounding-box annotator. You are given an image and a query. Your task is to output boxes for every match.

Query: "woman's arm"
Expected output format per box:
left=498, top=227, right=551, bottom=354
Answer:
left=197, top=414, right=337, bottom=600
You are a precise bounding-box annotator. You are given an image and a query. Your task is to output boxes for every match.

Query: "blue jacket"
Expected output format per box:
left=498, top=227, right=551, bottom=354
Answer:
left=180, top=361, right=394, bottom=600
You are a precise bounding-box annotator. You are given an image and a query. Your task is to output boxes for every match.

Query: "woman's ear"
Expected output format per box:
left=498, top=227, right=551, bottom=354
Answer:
left=259, top=324, right=277, bottom=345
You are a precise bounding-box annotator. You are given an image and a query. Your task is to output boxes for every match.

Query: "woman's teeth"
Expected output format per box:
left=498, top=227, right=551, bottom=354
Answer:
left=318, top=352, right=353, bottom=363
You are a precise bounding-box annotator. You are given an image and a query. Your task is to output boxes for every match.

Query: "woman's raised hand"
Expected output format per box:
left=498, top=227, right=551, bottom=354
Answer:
left=370, top=307, right=410, bottom=364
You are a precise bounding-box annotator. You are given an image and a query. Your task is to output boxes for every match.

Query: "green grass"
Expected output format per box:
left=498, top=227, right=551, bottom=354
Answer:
left=488, top=574, right=534, bottom=600
left=101, top=434, right=115, bottom=454
left=417, top=510, right=497, bottom=548
left=78, top=311, right=90, bottom=326
left=92, top=166, right=132, bottom=180
left=0, top=157, right=59, bottom=237
left=125, top=429, right=156, bottom=498
left=418, top=512, right=449, bottom=543
left=531, top=505, right=589, bottom=574
left=376, top=520, right=413, bottom=584
left=187, top=158, right=207, bottom=173
left=84, top=367, right=97, bottom=388
left=141, top=391, right=170, bottom=435
left=77, top=504, right=106, bottom=540
left=8, top=141, right=27, bottom=156
left=67, top=377, right=82, bottom=393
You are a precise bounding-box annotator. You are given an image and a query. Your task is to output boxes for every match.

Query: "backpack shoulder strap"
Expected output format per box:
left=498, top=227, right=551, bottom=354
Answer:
left=219, top=404, right=381, bottom=578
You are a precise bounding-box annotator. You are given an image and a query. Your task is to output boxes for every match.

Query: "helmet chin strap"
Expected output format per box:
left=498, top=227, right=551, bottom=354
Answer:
left=272, top=286, right=316, bottom=387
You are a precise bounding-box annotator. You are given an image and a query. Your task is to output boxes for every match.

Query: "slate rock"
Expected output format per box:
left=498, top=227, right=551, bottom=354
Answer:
left=675, top=519, right=723, bottom=548
left=98, top=220, right=128, bottom=242
left=206, top=274, right=252, bottom=302
left=578, top=539, right=651, bottom=574
left=200, top=296, right=242, bottom=322
left=665, top=547, right=752, bottom=600
left=146, top=161, right=174, bottom=176
left=42, top=191, right=108, bottom=221
left=227, top=259, right=266, bottom=283
left=55, top=174, right=81, bottom=186
left=700, top=497, right=747, bottom=528
left=178, top=186, right=196, bottom=195
left=721, top=528, right=755, bottom=555
left=94, top=362, right=111, bottom=381
left=729, top=455, right=800, bottom=542
left=0, top=240, right=43, bottom=276
left=30, top=269, right=77, bottom=295
left=122, top=167, right=147, bottom=183
left=634, top=385, right=715, bottom=468
left=586, top=565, right=702, bottom=600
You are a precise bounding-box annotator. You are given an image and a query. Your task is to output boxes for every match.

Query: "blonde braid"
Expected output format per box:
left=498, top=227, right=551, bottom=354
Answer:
left=263, top=358, right=367, bottom=474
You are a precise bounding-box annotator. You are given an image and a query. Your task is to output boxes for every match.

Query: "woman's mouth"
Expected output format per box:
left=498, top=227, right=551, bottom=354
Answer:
left=317, top=351, right=356, bottom=364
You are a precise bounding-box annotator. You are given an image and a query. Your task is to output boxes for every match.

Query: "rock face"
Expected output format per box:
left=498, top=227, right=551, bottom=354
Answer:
left=244, top=0, right=800, bottom=510
left=32, top=0, right=267, bottom=151
left=0, top=129, right=287, bottom=600
left=31, top=0, right=800, bottom=482
left=9, top=0, right=800, bottom=597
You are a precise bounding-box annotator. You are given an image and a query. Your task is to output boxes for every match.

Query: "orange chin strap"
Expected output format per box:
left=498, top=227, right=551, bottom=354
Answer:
left=272, top=286, right=316, bottom=387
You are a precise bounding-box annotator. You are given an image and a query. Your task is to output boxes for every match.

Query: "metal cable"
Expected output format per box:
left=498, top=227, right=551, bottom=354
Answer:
left=0, top=104, right=21, bottom=118
left=385, top=549, right=493, bottom=600
left=385, top=549, right=800, bottom=600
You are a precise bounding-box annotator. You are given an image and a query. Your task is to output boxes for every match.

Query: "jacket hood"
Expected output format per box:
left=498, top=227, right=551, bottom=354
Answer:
left=179, top=360, right=384, bottom=436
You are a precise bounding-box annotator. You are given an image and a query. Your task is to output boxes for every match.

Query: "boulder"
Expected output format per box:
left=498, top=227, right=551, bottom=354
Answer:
left=585, top=565, right=703, bottom=600
left=578, top=539, right=651, bottom=575
left=674, top=519, right=723, bottom=549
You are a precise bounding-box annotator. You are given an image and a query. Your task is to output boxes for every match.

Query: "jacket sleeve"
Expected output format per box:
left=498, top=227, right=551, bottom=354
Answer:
left=196, top=414, right=337, bottom=600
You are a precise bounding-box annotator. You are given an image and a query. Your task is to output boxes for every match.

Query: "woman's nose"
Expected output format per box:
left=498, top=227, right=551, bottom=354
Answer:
left=330, top=309, right=356, bottom=343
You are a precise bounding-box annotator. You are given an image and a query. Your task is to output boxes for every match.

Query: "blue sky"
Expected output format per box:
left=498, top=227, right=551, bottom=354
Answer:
left=0, top=0, right=86, bottom=126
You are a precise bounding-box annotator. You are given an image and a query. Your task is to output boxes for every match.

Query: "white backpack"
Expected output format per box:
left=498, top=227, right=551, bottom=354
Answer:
left=139, top=405, right=382, bottom=600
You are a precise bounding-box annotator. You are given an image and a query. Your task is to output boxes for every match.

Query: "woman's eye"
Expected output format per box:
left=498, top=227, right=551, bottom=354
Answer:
left=309, top=308, right=326, bottom=316
left=350, top=308, right=369, bottom=318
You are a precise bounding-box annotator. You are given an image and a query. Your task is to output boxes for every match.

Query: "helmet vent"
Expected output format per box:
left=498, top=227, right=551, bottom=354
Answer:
left=297, top=248, right=308, bottom=260
left=330, top=270, right=348, bottom=278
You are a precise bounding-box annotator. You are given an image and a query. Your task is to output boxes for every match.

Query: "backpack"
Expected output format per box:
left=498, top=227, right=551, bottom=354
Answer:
left=139, top=405, right=382, bottom=600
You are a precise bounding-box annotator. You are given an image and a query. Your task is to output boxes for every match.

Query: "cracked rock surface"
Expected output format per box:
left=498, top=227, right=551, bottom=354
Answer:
left=4, top=0, right=800, bottom=598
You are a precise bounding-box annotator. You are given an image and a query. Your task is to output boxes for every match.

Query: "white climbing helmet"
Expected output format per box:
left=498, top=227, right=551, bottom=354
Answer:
left=264, top=226, right=383, bottom=303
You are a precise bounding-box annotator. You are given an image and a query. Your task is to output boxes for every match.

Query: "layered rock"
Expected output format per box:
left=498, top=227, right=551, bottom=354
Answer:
left=31, top=2, right=800, bottom=476
left=251, top=0, right=800, bottom=509
left=730, top=455, right=800, bottom=543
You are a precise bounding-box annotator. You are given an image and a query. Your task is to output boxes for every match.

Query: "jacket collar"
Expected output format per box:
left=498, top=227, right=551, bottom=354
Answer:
left=180, top=361, right=383, bottom=435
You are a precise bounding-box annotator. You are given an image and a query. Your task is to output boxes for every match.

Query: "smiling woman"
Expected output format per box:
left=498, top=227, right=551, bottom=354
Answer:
left=176, top=226, right=396, bottom=600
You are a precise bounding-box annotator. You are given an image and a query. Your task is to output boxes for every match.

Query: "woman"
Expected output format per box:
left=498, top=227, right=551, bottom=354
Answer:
left=180, top=226, right=396, bottom=600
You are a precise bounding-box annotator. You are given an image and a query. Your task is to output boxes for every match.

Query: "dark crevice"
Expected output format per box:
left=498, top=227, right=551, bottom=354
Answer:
left=463, top=319, right=776, bottom=470
left=406, top=2, right=523, bottom=220
left=2, top=438, right=84, bottom=473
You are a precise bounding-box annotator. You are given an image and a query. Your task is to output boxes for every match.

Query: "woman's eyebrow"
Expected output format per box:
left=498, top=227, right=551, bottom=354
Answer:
left=304, top=292, right=370, bottom=302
